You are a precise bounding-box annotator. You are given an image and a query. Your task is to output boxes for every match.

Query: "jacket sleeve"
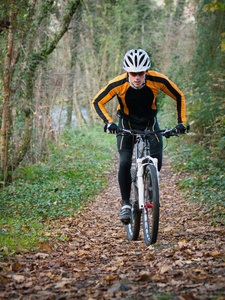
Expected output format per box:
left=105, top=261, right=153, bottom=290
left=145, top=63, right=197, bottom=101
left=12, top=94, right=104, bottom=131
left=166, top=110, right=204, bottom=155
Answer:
left=160, top=75, right=186, bottom=124
left=92, top=74, right=127, bottom=123
left=92, top=83, right=115, bottom=123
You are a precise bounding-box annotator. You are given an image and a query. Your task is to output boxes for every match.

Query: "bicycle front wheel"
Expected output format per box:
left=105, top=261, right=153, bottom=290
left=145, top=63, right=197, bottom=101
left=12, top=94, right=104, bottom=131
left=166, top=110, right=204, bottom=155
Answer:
left=142, top=164, right=160, bottom=245
left=126, top=169, right=141, bottom=241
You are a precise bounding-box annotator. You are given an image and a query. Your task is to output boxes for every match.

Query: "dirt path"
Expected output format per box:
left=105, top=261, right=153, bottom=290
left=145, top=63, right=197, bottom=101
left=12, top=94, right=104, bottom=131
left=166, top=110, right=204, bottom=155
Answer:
left=0, top=159, right=224, bottom=299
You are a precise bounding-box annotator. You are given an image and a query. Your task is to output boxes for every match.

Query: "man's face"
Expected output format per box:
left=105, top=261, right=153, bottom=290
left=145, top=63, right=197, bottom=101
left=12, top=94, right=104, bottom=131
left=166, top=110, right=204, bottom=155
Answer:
left=129, top=71, right=146, bottom=88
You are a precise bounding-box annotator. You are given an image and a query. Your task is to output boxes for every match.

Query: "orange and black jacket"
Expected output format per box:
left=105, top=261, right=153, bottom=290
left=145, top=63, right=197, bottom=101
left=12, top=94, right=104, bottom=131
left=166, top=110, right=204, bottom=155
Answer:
left=92, top=71, right=186, bottom=125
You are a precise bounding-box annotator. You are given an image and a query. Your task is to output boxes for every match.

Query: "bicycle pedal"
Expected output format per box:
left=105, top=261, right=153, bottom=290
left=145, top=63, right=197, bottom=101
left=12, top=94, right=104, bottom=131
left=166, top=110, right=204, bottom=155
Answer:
left=121, top=219, right=131, bottom=225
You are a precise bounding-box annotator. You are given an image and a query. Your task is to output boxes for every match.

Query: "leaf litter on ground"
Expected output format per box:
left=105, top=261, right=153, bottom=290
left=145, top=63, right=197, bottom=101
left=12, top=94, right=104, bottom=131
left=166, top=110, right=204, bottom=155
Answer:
left=0, top=157, right=224, bottom=299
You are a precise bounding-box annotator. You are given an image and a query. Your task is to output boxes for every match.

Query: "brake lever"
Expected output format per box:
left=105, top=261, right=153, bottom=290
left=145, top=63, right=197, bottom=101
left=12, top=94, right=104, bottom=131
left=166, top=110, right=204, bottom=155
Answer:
left=164, top=131, right=179, bottom=138
left=172, top=133, right=179, bottom=137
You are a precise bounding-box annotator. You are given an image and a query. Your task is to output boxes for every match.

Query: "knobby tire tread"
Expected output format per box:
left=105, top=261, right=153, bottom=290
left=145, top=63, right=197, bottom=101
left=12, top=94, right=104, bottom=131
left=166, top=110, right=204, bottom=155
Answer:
left=142, top=164, right=160, bottom=245
left=126, top=169, right=141, bottom=241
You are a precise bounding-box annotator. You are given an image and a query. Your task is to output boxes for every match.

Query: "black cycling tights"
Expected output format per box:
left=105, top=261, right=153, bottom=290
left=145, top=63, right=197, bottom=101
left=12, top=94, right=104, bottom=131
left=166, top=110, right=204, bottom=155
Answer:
left=118, top=151, right=133, bottom=204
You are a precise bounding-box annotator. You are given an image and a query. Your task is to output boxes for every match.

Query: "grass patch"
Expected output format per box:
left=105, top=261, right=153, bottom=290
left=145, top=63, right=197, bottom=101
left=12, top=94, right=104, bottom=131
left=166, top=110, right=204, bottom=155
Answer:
left=0, top=126, right=117, bottom=256
left=153, top=294, right=175, bottom=300
left=164, top=134, right=225, bottom=225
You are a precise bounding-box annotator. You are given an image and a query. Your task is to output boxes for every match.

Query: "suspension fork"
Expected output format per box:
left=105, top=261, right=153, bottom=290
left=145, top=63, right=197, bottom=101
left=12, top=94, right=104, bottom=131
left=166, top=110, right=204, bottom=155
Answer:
left=137, top=156, right=159, bottom=210
left=137, top=158, right=145, bottom=210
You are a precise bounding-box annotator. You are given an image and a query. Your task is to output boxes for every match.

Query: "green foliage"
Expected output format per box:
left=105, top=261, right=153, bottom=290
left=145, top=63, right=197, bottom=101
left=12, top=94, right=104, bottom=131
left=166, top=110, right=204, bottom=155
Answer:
left=161, top=2, right=225, bottom=221
left=0, top=126, right=116, bottom=255
left=154, top=294, right=175, bottom=300
left=165, top=136, right=225, bottom=225
left=203, top=0, right=225, bottom=12
left=185, top=2, right=224, bottom=184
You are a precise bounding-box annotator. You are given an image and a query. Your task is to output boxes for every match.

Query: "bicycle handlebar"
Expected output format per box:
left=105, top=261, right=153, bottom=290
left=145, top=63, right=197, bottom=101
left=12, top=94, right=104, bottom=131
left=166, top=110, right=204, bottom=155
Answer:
left=117, top=126, right=180, bottom=138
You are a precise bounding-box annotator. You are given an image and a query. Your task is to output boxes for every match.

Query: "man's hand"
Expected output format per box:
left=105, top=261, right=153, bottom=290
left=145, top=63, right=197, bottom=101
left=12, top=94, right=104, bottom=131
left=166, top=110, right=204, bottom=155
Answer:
left=175, top=123, right=186, bottom=134
left=104, top=122, right=118, bottom=134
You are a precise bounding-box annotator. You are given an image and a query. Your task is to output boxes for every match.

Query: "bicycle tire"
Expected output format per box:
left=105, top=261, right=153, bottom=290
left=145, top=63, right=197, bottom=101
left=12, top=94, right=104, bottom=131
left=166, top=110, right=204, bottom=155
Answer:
left=126, top=169, right=141, bottom=241
left=142, top=164, right=160, bottom=245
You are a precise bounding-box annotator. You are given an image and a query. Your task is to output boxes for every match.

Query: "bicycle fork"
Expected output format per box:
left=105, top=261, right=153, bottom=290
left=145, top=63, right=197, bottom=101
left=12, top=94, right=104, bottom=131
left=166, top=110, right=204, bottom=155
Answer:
left=137, top=156, right=159, bottom=210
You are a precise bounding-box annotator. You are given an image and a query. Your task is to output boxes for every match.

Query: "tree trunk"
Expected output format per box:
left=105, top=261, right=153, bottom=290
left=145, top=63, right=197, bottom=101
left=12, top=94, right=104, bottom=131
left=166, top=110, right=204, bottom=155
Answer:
left=66, top=96, right=73, bottom=127
left=1, top=7, right=16, bottom=187
left=64, top=32, right=73, bottom=127
left=80, top=31, right=98, bottom=123
left=56, top=76, right=66, bottom=143
left=34, top=68, right=43, bottom=163
left=73, top=75, right=85, bottom=125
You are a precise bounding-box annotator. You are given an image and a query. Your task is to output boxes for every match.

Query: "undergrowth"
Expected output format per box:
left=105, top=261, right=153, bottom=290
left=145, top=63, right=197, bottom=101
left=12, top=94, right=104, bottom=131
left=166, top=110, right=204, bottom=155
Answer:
left=164, top=134, right=225, bottom=226
left=0, top=126, right=116, bottom=256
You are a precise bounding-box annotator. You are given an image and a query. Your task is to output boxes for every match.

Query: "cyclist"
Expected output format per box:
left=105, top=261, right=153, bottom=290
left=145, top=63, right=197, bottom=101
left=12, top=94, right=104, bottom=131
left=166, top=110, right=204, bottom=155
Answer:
left=92, top=49, right=186, bottom=225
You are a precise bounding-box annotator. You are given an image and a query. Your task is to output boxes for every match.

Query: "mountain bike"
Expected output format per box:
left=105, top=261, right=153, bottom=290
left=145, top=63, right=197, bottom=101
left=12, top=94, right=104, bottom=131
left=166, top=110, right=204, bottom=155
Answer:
left=118, top=126, right=179, bottom=246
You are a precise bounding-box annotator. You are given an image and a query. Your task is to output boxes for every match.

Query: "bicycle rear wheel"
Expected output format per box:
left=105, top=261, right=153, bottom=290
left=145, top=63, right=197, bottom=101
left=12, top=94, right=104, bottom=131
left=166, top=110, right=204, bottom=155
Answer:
left=142, top=164, right=160, bottom=245
left=126, top=169, right=141, bottom=241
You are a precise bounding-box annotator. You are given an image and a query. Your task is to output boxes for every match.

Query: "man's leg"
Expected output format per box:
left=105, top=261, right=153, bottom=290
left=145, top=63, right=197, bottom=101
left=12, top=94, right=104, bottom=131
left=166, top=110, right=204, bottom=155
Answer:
left=118, top=151, right=133, bottom=204
left=117, top=150, right=133, bottom=224
left=148, top=130, right=163, bottom=171
left=117, top=119, right=134, bottom=224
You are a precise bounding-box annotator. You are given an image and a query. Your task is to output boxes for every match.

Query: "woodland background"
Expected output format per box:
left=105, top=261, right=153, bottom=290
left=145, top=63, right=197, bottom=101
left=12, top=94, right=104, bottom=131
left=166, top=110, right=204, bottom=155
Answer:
left=0, top=0, right=224, bottom=252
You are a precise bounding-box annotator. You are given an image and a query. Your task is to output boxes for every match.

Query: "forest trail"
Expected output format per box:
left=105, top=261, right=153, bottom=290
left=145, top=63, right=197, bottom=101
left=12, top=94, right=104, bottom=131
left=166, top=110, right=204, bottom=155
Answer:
left=0, top=159, right=224, bottom=300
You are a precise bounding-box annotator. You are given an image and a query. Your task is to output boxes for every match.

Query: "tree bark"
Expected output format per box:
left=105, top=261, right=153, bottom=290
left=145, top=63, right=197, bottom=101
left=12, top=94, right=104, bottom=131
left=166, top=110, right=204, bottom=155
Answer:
left=1, top=7, right=16, bottom=187
left=73, top=75, right=85, bottom=125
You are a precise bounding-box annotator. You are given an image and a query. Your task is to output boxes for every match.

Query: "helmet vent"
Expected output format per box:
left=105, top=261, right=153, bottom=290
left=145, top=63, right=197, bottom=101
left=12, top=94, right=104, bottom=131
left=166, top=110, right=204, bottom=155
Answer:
left=134, top=55, right=138, bottom=67
left=124, top=60, right=129, bottom=68
left=128, top=56, right=133, bottom=65
left=139, top=54, right=145, bottom=65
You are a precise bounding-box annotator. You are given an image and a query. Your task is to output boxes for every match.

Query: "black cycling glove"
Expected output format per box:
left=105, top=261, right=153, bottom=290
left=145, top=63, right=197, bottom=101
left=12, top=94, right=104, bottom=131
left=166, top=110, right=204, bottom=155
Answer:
left=104, top=122, right=119, bottom=134
left=175, top=123, right=186, bottom=134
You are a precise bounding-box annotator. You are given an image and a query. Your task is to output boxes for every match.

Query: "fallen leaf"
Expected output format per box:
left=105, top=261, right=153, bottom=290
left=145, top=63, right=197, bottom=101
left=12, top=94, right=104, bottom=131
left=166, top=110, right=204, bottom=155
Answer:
left=105, top=274, right=118, bottom=281
left=38, top=242, right=51, bottom=251
left=35, top=252, right=49, bottom=259
left=107, top=281, right=131, bottom=293
left=12, top=275, right=25, bottom=283
left=55, top=279, right=73, bottom=288
left=210, top=250, right=221, bottom=257
left=160, top=265, right=171, bottom=274
left=178, top=241, right=187, bottom=249
left=178, top=291, right=195, bottom=300
left=187, top=269, right=209, bottom=281
left=137, top=271, right=151, bottom=281
left=164, top=226, right=174, bottom=232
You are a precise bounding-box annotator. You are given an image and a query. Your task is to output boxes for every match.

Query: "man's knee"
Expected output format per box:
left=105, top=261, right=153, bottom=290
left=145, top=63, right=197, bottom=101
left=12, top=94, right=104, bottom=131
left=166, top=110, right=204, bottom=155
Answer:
left=119, top=151, right=132, bottom=167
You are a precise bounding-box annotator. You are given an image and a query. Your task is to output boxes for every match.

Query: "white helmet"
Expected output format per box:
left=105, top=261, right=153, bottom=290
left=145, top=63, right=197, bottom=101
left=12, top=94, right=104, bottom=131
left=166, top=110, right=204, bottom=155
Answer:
left=123, top=49, right=151, bottom=72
